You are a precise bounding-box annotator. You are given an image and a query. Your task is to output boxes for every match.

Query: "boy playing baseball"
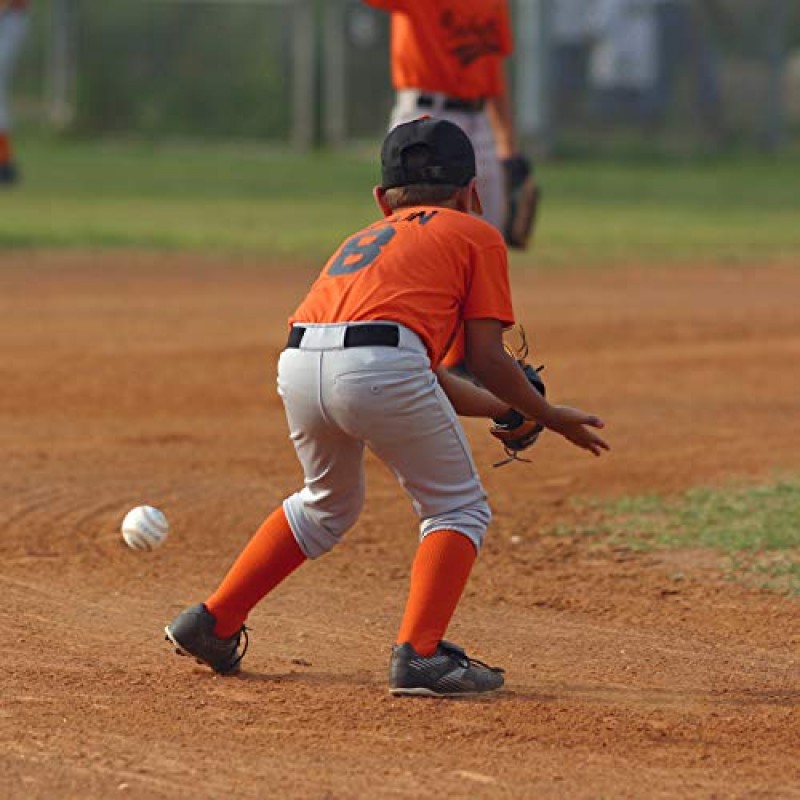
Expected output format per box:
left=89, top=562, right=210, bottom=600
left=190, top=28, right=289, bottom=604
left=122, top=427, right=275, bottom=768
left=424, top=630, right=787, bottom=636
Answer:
left=165, top=118, right=608, bottom=696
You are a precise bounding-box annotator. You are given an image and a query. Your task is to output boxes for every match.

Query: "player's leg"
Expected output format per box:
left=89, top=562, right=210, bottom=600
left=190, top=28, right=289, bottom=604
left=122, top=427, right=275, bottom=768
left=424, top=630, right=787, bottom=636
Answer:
left=363, top=375, right=488, bottom=645
left=345, top=354, right=503, bottom=694
left=166, top=345, right=367, bottom=673
left=203, top=505, right=307, bottom=638
left=468, top=111, right=506, bottom=232
left=278, top=345, right=368, bottom=557
left=388, top=88, right=427, bottom=130
left=210, top=344, right=368, bottom=620
left=394, top=528, right=477, bottom=656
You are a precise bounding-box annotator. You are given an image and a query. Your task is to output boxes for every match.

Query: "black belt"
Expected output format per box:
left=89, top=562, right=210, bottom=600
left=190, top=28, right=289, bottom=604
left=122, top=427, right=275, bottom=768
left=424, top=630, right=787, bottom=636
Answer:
left=417, top=94, right=485, bottom=113
left=287, top=324, right=400, bottom=349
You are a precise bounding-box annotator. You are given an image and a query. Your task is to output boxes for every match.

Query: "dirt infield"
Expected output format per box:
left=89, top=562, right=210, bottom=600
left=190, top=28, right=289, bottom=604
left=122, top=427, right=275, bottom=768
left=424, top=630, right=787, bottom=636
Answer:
left=2, top=252, right=799, bottom=799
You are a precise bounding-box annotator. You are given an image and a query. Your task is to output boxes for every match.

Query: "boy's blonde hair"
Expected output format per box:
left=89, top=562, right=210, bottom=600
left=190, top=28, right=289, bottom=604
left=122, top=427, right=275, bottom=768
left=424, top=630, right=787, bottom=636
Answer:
left=382, top=183, right=461, bottom=211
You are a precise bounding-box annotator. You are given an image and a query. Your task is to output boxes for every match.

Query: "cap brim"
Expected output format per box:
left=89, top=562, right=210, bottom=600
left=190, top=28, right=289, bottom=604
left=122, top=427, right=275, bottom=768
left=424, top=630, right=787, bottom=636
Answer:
left=471, top=184, right=484, bottom=216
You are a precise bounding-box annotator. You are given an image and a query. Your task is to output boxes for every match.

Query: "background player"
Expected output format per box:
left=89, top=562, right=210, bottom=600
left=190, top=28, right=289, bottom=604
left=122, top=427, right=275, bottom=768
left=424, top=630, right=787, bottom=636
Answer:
left=165, top=118, right=608, bottom=697
left=364, top=0, right=521, bottom=233
left=364, top=0, right=537, bottom=376
left=0, top=0, right=29, bottom=184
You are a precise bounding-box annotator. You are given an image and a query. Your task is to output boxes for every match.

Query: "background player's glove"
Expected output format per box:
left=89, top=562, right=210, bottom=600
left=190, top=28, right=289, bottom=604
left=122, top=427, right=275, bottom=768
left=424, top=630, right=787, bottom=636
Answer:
left=503, top=155, right=541, bottom=251
left=489, top=326, right=546, bottom=466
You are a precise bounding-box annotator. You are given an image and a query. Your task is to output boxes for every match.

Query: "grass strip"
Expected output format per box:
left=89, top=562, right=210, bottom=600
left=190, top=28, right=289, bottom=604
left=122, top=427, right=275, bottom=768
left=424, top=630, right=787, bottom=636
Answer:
left=557, top=478, right=800, bottom=595
left=2, top=137, right=800, bottom=265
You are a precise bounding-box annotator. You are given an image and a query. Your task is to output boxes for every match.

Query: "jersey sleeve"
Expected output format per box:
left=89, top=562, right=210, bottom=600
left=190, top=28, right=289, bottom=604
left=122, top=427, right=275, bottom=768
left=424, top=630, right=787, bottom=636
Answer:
left=462, top=243, right=515, bottom=328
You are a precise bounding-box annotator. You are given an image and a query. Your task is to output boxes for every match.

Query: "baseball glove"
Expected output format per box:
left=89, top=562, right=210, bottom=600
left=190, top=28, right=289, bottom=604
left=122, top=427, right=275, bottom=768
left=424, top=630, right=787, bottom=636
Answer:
left=490, top=326, right=546, bottom=467
left=503, top=155, right=541, bottom=251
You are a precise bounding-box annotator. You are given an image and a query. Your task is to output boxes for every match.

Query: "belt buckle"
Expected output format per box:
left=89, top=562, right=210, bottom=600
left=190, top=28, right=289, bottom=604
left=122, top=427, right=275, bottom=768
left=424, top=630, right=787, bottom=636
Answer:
left=448, top=97, right=482, bottom=112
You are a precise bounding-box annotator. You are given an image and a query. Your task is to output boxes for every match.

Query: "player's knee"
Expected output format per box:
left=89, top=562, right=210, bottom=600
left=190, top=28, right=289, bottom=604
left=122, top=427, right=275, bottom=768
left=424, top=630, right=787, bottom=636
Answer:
left=283, top=489, right=364, bottom=559
left=419, top=500, right=492, bottom=552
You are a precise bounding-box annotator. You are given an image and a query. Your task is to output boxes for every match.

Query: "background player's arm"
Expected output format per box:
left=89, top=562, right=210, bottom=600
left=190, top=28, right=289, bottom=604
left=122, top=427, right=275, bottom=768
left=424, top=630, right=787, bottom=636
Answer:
left=464, top=319, right=609, bottom=456
left=485, top=76, right=518, bottom=160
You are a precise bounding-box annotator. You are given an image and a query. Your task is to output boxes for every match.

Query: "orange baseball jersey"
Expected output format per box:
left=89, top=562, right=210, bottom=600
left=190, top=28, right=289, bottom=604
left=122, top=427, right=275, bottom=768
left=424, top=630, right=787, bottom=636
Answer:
left=365, top=0, right=513, bottom=100
left=289, top=206, right=514, bottom=369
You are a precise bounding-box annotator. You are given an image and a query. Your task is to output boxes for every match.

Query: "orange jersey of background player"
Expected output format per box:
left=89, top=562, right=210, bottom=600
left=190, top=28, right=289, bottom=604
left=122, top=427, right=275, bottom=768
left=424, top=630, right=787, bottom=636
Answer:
left=289, top=206, right=514, bottom=369
left=365, top=0, right=513, bottom=100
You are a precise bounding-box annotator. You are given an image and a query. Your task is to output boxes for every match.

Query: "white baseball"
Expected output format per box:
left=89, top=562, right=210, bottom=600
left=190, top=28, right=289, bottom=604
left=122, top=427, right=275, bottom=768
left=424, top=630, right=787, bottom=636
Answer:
left=121, top=505, right=169, bottom=551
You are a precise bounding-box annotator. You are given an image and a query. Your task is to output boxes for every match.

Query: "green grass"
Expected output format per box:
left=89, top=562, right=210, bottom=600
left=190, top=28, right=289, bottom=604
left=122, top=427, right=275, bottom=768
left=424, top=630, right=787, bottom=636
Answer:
left=559, top=479, right=800, bottom=595
left=0, top=138, right=378, bottom=258
left=2, top=135, right=800, bottom=265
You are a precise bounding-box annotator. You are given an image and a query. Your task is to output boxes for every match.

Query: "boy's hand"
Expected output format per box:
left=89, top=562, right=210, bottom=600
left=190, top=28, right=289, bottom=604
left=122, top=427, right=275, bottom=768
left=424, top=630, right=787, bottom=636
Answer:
left=544, top=405, right=609, bottom=456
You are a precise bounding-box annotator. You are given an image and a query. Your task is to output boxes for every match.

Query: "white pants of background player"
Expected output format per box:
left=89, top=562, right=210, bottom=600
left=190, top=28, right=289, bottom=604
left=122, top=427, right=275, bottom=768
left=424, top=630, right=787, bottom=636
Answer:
left=389, top=89, right=506, bottom=232
left=0, top=9, right=29, bottom=132
left=278, top=322, right=491, bottom=559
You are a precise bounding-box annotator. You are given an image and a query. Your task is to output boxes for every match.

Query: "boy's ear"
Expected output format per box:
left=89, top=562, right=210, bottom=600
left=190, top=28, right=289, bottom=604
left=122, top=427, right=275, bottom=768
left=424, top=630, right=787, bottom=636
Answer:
left=455, top=179, right=483, bottom=215
left=468, top=178, right=483, bottom=216
left=373, top=186, right=394, bottom=217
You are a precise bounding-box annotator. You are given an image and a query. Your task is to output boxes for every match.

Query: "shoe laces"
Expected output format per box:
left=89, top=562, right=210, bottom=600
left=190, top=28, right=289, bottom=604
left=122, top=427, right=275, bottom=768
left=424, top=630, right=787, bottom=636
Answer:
left=227, top=624, right=250, bottom=671
left=465, top=654, right=505, bottom=675
left=439, top=641, right=504, bottom=674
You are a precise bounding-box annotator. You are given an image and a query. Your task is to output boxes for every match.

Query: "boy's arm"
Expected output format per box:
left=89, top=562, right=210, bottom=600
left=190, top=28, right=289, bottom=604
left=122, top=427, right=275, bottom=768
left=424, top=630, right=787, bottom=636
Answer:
left=464, top=319, right=609, bottom=456
left=435, top=366, right=513, bottom=419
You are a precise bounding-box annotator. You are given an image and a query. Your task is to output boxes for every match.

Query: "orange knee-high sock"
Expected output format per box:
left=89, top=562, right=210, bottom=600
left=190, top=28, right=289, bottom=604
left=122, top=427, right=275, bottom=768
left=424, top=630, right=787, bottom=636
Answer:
left=205, top=506, right=307, bottom=638
left=395, top=529, right=477, bottom=657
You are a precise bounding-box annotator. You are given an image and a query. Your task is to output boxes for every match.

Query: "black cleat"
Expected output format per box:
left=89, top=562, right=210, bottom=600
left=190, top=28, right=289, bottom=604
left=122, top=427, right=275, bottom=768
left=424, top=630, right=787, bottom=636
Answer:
left=164, top=604, right=248, bottom=675
left=389, top=640, right=504, bottom=697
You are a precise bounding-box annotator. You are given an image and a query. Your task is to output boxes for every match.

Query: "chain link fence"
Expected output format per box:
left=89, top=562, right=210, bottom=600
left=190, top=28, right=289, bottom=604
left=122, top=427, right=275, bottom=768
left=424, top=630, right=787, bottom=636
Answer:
left=14, top=0, right=298, bottom=140
left=11, top=0, right=800, bottom=154
left=543, top=0, right=800, bottom=154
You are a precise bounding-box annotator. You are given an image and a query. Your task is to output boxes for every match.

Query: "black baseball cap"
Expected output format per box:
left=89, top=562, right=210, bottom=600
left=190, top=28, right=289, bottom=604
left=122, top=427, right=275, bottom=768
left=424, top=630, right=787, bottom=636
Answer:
left=380, top=117, right=477, bottom=190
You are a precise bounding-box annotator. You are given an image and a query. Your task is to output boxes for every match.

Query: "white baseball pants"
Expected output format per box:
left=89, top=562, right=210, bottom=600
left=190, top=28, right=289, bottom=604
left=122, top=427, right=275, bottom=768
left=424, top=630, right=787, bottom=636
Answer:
left=278, top=322, right=491, bottom=559
left=389, top=89, right=506, bottom=232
